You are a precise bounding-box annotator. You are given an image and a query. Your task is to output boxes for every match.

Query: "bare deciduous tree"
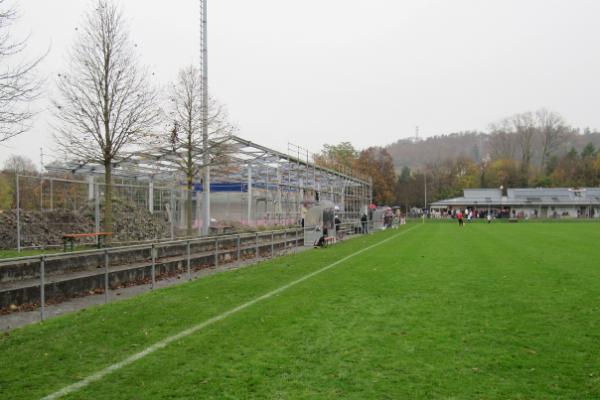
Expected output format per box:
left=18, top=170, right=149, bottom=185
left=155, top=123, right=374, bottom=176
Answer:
left=0, top=0, right=44, bottom=142
left=167, top=65, right=235, bottom=235
left=54, top=0, right=160, bottom=237
left=488, top=119, right=518, bottom=160
left=490, top=109, right=573, bottom=184
left=2, top=154, right=37, bottom=174
left=512, top=112, right=536, bottom=183
left=490, top=112, right=537, bottom=184
left=536, top=108, right=568, bottom=171
left=1, top=154, right=37, bottom=208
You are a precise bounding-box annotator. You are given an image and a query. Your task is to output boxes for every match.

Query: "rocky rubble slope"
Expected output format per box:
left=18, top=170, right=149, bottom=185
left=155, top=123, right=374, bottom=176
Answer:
left=0, top=201, right=170, bottom=249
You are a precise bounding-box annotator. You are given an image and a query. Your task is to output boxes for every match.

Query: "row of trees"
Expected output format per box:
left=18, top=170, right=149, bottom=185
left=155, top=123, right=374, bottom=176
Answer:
left=1, top=1, right=235, bottom=237
left=395, top=144, right=600, bottom=210
left=488, top=109, right=574, bottom=180
left=318, top=114, right=600, bottom=212
left=408, top=111, right=600, bottom=206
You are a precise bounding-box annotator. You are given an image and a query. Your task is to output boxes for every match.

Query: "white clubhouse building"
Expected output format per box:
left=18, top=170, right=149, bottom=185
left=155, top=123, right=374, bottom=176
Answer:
left=430, top=188, right=600, bottom=219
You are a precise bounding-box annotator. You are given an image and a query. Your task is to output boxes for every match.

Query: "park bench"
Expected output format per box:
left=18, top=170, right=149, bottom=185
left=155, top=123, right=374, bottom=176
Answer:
left=208, top=224, right=234, bottom=235
left=62, top=232, right=112, bottom=252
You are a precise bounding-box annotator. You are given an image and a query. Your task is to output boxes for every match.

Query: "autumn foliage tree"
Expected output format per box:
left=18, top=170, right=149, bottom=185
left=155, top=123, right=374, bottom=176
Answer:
left=549, top=145, right=600, bottom=187
left=354, top=147, right=396, bottom=205
left=314, top=142, right=358, bottom=171
left=316, top=143, right=397, bottom=206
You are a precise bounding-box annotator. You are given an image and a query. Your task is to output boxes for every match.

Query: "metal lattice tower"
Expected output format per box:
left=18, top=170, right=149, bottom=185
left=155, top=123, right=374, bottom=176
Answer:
left=199, top=0, right=210, bottom=235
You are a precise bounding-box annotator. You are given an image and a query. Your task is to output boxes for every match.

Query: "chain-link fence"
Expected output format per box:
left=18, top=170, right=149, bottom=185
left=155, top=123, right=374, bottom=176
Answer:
left=0, top=174, right=174, bottom=249
left=1, top=174, right=369, bottom=250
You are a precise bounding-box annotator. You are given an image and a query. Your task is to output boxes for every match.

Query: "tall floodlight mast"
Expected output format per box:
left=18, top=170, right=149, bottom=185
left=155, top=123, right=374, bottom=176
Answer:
left=200, top=0, right=210, bottom=235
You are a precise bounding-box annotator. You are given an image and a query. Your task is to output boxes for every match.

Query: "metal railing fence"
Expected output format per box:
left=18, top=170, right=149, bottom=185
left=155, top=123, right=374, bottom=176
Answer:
left=0, top=226, right=309, bottom=321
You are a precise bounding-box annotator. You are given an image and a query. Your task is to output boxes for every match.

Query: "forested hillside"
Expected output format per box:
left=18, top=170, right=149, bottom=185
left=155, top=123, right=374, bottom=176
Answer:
left=387, top=128, right=600, bottom=171
left=317, top=109, right=600, bottom=210
left=387, top=132, right=488, bottom=169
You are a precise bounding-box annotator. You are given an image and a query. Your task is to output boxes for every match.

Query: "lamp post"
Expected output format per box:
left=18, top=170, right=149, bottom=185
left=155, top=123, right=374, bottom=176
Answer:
left=423, top=169, right=427, bottom=224
left=199, top=0, right=210, bottom=235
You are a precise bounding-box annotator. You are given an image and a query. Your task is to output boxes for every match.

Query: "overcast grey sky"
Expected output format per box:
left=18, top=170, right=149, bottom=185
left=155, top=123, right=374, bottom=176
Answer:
left=2, top=0, right=600, bottom=168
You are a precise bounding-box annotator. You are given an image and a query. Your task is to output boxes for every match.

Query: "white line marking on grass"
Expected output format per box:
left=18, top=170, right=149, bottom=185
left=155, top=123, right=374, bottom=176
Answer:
left=41, top=225, right=419, bottom=400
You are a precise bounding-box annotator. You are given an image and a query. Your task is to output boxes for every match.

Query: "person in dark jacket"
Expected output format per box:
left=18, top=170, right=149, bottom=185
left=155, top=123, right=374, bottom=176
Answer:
left=361, top=213, right=368, bottom=234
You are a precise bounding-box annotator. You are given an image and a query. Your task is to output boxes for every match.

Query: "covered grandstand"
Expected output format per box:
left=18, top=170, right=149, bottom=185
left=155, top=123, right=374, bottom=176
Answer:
left=36, top=135, right=372, bottom=243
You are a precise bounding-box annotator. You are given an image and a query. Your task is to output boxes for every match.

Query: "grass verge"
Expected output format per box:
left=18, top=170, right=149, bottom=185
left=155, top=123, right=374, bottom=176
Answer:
left=2, top=223, right=600, bottom=399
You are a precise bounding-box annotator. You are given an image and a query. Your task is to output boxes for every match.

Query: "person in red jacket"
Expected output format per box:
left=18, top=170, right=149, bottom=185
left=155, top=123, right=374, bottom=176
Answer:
left=456, top=210, right=464, bottom=227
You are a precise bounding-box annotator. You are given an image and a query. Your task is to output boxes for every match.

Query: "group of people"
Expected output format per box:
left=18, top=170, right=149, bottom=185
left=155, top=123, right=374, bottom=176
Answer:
left=455, top=209, right=493, bottom=227
left=314, top=213, right=372, bottom=247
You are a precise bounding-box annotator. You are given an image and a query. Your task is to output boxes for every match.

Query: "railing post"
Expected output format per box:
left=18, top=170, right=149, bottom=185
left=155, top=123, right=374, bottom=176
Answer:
left=40, top=256, right=45, bottom=321
left=255, top=232, right=259, bottom=259
left=104, top=249, right=109, bottom=303
left=236, top=234, right=241, bottom=261
left=16, top=174, right=21, bottom=253
left=94, top=184, right=100, bottom=245
left=187, top=240, right=191, bottom=281
left=169, top=189, right=175, bottom=240
left=214, top=238, right=219, bottom=267
left=151, top=245, right=156, bottom=289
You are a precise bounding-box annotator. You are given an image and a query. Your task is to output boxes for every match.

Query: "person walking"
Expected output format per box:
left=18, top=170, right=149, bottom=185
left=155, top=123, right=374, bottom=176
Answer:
left=487, top=212, right=492, bottom=224
left=457, top=210, right=464, bottom=227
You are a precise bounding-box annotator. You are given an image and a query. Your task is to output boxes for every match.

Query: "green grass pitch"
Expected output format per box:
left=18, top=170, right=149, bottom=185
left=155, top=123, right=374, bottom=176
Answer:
left=1, top=222, right=600, bottom=399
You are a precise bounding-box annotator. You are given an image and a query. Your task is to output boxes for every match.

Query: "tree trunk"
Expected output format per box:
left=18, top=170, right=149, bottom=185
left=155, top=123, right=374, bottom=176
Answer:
left=186, top=176, right=193, bottom=236
left=104, top=162, right=113, bottom=242
left=186, top=120, right=194, bottom=236
left=520, top=162, right=529, bottom=187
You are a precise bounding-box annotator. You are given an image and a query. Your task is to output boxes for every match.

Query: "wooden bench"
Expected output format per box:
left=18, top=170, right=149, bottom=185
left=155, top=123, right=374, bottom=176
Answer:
left=209, top=224, right=234, bottom=235
left=62, top=232, right=112, bottom=252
